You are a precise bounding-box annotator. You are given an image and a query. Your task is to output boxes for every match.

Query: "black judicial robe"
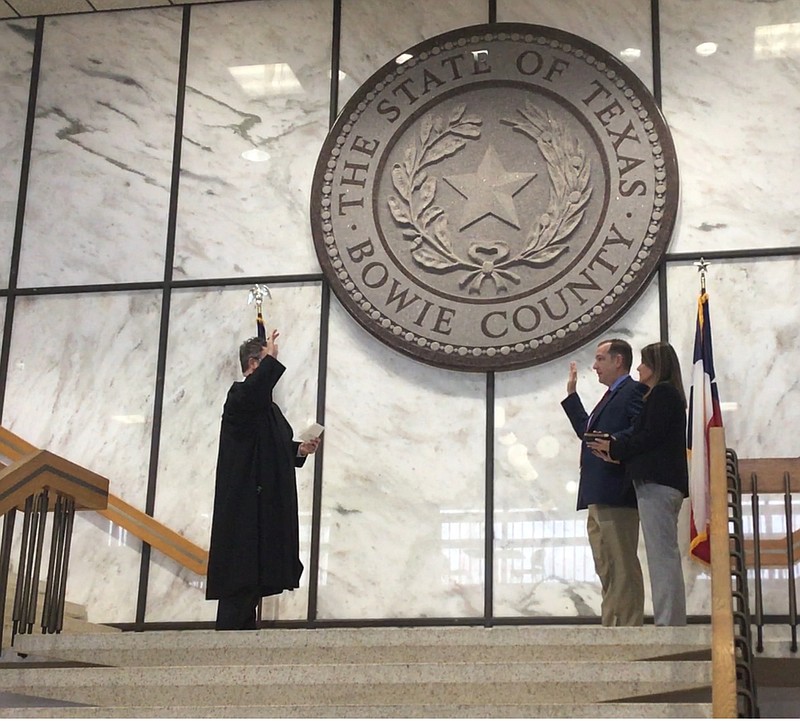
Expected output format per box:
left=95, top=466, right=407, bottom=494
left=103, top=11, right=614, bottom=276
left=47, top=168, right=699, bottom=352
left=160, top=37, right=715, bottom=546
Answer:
left=206, top=355, right=306, bottom=601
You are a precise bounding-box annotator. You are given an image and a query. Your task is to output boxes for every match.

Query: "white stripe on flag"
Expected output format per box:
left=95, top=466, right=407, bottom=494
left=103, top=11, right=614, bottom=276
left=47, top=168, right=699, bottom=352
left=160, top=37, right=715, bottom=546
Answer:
left=689, top=357, right=712, bottom=547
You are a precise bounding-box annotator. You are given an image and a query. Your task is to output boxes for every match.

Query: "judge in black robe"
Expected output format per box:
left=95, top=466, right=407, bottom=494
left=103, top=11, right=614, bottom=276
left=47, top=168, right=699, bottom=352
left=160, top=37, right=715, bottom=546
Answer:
left=206, top=332, right=320, bottom=630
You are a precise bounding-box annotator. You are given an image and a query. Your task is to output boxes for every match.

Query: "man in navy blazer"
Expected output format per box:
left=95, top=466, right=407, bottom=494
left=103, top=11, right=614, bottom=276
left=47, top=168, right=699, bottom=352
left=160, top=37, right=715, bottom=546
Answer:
left=561, top=338, right=645, bottom=626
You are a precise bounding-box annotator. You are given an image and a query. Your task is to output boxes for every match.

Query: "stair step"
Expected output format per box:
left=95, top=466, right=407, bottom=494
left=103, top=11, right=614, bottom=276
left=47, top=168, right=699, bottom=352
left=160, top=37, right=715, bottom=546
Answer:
left=0, top=661, right=711, bottom=707
left=6, top=642, right=707, bottom=667
left=0, top=701, right=713, bottom=718
left=12, top=625, right=712, bottom=667
left=4, top=625, right=714, bottom=717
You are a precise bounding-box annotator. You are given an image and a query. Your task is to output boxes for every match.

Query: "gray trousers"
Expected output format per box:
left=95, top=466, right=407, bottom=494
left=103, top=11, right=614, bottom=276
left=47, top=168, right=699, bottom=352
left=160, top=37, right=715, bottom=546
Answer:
left=634, top=481, right=687, bottom=626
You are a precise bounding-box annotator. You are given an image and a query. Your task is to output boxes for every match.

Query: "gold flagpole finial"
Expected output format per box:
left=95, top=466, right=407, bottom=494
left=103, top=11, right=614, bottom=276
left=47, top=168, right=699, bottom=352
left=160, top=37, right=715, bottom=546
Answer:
left=693, top=258, right=709, bottom=293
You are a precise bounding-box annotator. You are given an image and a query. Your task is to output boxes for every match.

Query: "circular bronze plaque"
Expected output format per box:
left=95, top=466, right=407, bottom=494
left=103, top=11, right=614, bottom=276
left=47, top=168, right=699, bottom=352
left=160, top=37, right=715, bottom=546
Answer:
left=311, top=24, right=678, bottom=371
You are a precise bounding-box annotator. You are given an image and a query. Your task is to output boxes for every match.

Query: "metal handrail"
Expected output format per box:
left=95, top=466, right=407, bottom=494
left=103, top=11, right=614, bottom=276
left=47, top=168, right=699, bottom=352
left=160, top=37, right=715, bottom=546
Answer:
left=725, top=448, right=758, bottom=717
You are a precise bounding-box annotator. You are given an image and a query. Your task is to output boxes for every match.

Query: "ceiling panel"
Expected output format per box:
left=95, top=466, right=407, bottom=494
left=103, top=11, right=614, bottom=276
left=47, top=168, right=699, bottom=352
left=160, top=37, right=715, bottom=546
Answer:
left=7, top=0, right=93, bottom=15
left=2, top=0, right=236, bottom=18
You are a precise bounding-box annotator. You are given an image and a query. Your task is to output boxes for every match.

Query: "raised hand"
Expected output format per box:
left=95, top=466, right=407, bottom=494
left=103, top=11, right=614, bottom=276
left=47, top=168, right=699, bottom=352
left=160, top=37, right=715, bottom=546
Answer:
left=266, top=329, right=280, bottom=359
left=567, top=361, right=577, bottom=395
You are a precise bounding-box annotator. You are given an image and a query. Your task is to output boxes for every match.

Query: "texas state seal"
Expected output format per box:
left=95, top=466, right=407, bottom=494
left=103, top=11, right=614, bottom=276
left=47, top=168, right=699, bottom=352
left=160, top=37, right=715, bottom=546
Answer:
left=310, top=23, right=679, bottom=371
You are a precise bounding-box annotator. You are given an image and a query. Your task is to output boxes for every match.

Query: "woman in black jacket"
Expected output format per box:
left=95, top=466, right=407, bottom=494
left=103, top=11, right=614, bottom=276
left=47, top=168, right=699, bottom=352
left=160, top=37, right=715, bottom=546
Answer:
left=588, top=342, right=688, bottom=626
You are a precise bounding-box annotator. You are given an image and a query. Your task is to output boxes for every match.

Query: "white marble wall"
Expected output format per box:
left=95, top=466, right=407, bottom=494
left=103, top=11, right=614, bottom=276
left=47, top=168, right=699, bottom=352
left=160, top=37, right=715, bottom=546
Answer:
left=174, top=0, right=332, bottom=280
left=146, top=282, right=322, bottom=622
left=661, top=0, right=800, bottom=252
left=17, top=9, right=181, bottom=287
left=338, top=0, right=487, bottom=108
left=667, top=259, right=800, bottom=616
left=0, top=20, right=35, bottom=287
left=4, top=292, right=161, bottom=621
left=0, top=0, right=798, bottom=625
left=497, top=0, right=654, bottom=91
left=318, top=299, right=487, bottom=619
left=494, top=280, right=662, bottom=618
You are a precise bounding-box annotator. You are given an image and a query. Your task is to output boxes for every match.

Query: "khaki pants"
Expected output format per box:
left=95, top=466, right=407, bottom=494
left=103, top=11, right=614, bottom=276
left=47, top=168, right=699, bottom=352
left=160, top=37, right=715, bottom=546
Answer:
left=587, top=504, right=644, bottom=626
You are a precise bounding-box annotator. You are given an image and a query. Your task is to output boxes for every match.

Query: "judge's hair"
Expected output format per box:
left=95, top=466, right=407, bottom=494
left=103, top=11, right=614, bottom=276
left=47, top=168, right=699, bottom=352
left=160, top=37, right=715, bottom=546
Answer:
left=239, top=337, right=266, bottom=373
left=640, top=342, right=687, bottom=406
left=599, top=338, right=633, bottom=371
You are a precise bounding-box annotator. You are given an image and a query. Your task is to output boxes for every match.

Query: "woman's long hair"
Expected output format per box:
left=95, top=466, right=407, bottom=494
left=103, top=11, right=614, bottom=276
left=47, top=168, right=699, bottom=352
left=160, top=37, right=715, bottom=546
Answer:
left=640, top=342, right=687, bottom=407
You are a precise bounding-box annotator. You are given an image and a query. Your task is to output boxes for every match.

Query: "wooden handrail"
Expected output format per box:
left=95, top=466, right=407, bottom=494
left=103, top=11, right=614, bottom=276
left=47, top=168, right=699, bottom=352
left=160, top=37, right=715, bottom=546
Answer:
left=0, top=451, right=109, bottom=514
left=737, top=457, right=800, bottom=492
left=98, top=494, right=207, bottom=576
left=709, top=426, right=737, bottom=718
left=0, top=427, right=207, bottom=576
left=738, top=458, right=800, bottom=568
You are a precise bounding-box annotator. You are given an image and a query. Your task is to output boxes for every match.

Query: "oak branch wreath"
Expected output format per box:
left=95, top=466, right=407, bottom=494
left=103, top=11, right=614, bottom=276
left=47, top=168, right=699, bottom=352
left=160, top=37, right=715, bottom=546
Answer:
left=387, top=101, right=592, bottom=296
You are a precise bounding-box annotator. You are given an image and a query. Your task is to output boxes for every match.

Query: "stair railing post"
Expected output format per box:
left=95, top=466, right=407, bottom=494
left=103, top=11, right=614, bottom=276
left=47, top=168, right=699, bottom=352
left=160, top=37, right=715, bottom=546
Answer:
left=25, top=489, right=49, bottom=634
left=42, top=493, right=63, bottom=634
left=12, top=494, right=34, bottom=642
left=0, top=509, right=16, bottom=653
left=782, top=472, right=797, bottom=652
left=55, top=496, right=76, bottom=634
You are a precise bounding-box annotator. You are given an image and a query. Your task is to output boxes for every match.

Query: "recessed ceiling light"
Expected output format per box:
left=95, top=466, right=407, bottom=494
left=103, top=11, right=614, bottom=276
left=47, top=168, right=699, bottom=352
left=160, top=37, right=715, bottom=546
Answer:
left=111, top=415, right=146, bottom=424
left=620, top=47, right=641, bottom=60
left=695, top=42, right=718, bottom=57
left=754, top=23, right=800, bottom=59
left=241, top=149, right=271, bottom=162
left=228, top=63, right=303, bottom=97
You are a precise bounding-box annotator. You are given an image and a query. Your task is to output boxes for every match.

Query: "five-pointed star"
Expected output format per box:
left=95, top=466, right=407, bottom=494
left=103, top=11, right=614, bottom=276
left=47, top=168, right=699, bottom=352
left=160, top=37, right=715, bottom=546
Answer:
left=443, top=145, right=536, bottom=231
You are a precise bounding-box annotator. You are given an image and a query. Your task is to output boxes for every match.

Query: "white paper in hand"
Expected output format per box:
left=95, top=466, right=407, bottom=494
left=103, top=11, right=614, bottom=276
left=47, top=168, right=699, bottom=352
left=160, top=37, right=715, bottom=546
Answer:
left=299, top=422, right=324, bottom=441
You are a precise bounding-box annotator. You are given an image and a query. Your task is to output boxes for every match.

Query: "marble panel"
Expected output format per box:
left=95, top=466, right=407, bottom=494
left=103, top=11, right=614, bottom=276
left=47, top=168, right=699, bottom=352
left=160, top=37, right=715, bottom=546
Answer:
left=317, top=299, right=486, bottom=619
left=338, top=0, right=487, bottom=108
left=3, top=291, right=162, bottom=622
left=0, top=20, right=35, bottom=290
left=666, top=259, right=800, bottom=458
left=146, top=282, right=322, bottom=622
left=660, top=0, right=800, bottom=252
left=17, top=9, right=181, bottom=287
left=497, top=0, right=654, bottom=91
left=173, top=0, right=331, bottom=280
left=667, top=258, right=800, bottom=617
left=491, top=278, right=701, bottom=619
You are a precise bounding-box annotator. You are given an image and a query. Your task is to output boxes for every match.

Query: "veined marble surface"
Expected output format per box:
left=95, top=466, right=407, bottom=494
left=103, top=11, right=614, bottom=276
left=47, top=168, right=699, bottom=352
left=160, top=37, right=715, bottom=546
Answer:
left=17, top=9, right=181, bottom=287
left=317, top=299, right=487, bottom=619
left=173, top=0, right=331, bottom=280
left=146, top=282, right=322, bottom=622
left=4, top=291, right=162, bottom=622
left=0, top=20, right=35, bottom=289
left=497, top=0, right=654, bottom=91
left=661, top=0, right=800, bottom=252
left=338, top=0, right=487, bottom=108
left=493, top=279, right=706, bottom=618
left=667, top=259, right=800, bottom=458
left=0, top=0, right=797, bottom=626
left=667, top=258, right=800, bottom=616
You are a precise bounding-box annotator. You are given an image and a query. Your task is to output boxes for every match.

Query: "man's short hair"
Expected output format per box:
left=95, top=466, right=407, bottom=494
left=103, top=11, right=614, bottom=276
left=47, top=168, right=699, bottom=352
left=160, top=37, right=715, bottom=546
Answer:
left=600, top=338, right=633, bottom=371
left=239, top=337, right=266, bottom=373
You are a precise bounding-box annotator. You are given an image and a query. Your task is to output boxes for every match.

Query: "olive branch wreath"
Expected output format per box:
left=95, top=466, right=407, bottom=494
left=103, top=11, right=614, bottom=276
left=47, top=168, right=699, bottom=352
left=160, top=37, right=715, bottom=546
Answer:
left=387, top=103, right=482, bottom=274
left=387, top=102, right=591, bottom=295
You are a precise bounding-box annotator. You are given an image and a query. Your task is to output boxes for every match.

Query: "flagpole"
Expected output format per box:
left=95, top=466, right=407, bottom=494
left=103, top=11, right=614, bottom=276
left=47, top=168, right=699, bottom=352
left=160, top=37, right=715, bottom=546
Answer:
left=688, top=257, right=723, bottom=565
left=248, top=284, right=271, bottom=341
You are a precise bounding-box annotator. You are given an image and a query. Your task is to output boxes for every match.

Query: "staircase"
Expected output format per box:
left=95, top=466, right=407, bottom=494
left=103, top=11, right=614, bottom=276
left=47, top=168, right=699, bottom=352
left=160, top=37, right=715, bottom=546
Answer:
left=2, top=575, right=120, bottom=640
left=0, top=625, right=712, bottom=717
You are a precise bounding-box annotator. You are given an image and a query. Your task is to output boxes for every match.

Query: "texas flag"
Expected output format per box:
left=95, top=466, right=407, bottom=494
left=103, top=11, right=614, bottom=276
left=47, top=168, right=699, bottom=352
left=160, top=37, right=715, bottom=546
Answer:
left=687, top=290, right=723, bottom=564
